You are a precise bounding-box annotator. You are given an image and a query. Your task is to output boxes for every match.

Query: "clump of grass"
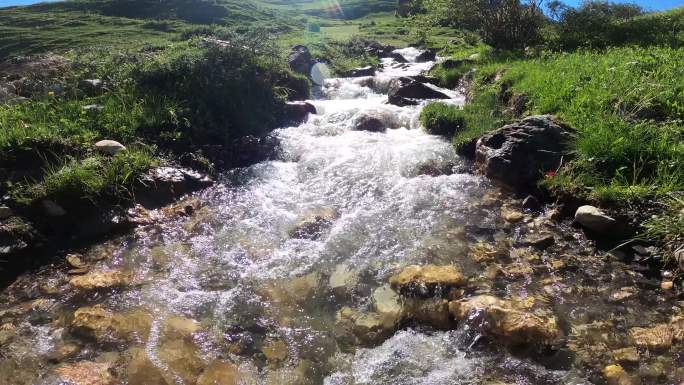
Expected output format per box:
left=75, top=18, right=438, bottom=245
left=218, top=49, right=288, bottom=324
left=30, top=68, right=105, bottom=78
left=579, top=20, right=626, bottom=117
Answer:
left=14, top=146, right=156, bottom=207
left=642, top=194, right=684, bottom=270
left=419, top=102, right=465, bottom=136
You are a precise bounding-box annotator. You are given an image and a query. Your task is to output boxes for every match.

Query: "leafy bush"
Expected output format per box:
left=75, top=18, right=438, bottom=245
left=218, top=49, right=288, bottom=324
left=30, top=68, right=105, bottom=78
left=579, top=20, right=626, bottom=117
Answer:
left=419, top=102, right=465, bottom=136
left=412, top=0, right=545, bottom=50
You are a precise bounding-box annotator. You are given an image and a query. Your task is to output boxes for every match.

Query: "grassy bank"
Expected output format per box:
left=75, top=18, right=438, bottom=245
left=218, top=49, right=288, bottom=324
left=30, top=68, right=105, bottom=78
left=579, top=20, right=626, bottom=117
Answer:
left=0, top=37, right=305, bottom=210
left=428, top=45, right=684, bottom=204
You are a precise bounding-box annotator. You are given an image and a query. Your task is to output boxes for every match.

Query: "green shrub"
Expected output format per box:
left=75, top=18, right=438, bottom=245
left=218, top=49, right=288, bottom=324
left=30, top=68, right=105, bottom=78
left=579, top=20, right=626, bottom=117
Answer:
left=134, top=40, right=294, bottom=144
left=419, top=102, right=465, bottom=136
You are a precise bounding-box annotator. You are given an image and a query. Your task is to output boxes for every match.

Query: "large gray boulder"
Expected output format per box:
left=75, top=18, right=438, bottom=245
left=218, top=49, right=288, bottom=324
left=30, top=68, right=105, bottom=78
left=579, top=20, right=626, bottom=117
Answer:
left=474, top=115, right=575, bottom=191
left=387, top=77, right=450, bottom=106
left=288, top=45, right=314, bottom=76
left=415, top=50, right=436, bottom=63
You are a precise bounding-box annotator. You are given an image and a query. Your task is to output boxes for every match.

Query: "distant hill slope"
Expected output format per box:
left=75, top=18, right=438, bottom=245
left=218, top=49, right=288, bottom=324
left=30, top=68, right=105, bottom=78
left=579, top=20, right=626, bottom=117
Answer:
left=258, top=0, right=396, bottom=19
left=0, top=0, right=296, bottom=58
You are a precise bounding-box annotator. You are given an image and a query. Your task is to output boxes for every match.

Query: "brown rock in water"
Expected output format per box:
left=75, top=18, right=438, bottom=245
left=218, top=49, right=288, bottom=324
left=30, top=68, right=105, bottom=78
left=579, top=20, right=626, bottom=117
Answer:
left=55, top=361, right=117, bottom=385
left=612, top=347, right=640, bottom=364
left=69, top=270, right=132, bottom=291
left=603, top=364, right=633, bottom=385
left=449, top=295, right=561, bottom=347
left=127, top=348, right=169, bottom=385
left=70, top=306, right=151, bottom=344
left=629, top=324, right=674, bottom=350
left=501, top=206, right=525, bottom=223
left=389, top=265, right=465, bottom=297
left=289, top=207, right=336, bottom=239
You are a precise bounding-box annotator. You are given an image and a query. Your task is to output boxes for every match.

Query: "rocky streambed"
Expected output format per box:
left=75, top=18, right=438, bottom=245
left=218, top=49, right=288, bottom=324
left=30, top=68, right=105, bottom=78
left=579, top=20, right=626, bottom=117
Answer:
left=0, top=48, right=682, bottom=385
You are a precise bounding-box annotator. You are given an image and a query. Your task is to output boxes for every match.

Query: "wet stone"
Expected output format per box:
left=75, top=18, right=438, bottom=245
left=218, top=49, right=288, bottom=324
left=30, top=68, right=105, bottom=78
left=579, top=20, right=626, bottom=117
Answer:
left=449, top=295, right=561, bottom=347
left=372, top=285, right=403, bottom=328
left=629, top=324, right=673, bottom=351
left=389, top=264, right=466, bottom=297
left=612, top=347, right=640, bottom=364
left=47, top=342, right=81, bottom=362
left=501, top=206, right=525, bottom=223
left=69, top=270, right=132, bottom=291
left=162, top=315, right=201, bottom=341
left=403, top=298, right=451, bottom=329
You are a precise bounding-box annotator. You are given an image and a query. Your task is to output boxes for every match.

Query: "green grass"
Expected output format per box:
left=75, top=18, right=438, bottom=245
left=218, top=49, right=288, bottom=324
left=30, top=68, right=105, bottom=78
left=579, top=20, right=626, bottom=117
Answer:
left=13, top=147, right=157, bottom=206
left=419, top=102, right=464, bottom=136
left=444, top=46, right=684, bottom=206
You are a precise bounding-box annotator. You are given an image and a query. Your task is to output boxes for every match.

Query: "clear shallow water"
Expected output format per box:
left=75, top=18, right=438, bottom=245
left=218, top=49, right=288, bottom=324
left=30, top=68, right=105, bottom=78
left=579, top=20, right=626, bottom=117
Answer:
left=0, top=48, right=681, bottom=385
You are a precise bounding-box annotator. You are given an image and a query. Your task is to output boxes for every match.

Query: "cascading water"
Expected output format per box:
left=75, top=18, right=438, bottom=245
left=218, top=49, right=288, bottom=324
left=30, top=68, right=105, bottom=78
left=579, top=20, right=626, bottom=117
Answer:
left=0, top=48, right=680, bottom=385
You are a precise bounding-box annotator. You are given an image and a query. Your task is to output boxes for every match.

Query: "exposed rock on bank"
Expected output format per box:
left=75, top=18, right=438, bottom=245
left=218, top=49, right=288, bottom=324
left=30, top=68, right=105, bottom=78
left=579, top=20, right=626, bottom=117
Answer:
left=473, top=115, right=575, bottom=191
left=288, top=45, right=315, bottom=76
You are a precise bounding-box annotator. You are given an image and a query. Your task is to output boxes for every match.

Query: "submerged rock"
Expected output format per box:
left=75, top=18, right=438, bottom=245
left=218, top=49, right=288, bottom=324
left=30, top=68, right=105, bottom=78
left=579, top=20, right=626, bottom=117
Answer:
left=612, top=347, right=640, bottom=364
left=449, top=295, right=561, bottom=347
left=262, top=339, right=289, bottom=364
left=403, top=298, right=451, bottom=329
left=329, top=264, right=361, bottom=298
left=389, top=265, right=466, bottom=297
left=334, top=307, right=395, bottom=349
left=372, top=285, right=403, bottom=328
left=289, top=207, right=336, bottom=239
left=70, top=305, right=151, bottom=344
left=351, top=112, right=387, bottom=133
left=197, top=361, right=256, bottom=385
left=474, top=115, right=575, bottom=191
left=94, top=140, right=126, bottom=155
left=55, top=361, right=116, bottom=385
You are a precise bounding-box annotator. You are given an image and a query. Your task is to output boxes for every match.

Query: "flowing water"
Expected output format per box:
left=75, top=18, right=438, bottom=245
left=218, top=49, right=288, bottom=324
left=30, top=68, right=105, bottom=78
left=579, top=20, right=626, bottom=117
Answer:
left=0, top=48, right=682, bottom=385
